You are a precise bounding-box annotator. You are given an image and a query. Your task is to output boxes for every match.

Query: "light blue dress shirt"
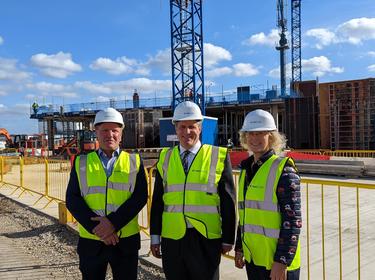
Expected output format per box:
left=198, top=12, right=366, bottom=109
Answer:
left=98, top=148, right=120, bottom=177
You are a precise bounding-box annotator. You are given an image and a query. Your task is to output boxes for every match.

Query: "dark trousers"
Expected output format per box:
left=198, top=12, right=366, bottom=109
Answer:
left=245, top=261, right=300, bottom=280
left=79, top=246, right=138, bottom=280
left=161, top=228, right=222, bottom=280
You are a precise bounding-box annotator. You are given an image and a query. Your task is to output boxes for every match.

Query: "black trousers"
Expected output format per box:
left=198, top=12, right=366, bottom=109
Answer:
left=245, top=261, right=300, bottom=280
left=79, top=245, right=138, bottom=280
left=161, top=229, right=222, bottom=280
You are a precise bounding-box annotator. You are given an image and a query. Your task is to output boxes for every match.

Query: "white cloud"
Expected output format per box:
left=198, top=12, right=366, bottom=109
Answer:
left=368, top=64, right=375, bottom=72
left=0, top=36, right=4, bottom=45
left=145, top=48, right=171, bottom=75
left=144, top=43, right=232, bottom=74
left=0, top=103, right=39, bottom=134
left=25, top=82, right=78, bottom=98
left=337, top=17, right=375, bottom=44
left=306, top=17, right=375, bottom=48
left=0, top=103, right=30, bottom=116
left=105, top=78, right=171, bottom=95
left=302, top=56, right=344, bottom=76
left=26, top=81, right=67, bottom=92
left=268, top=65, right=291, bottom=79
left=25, top=94, right=37, bottom=100
left=50, top=92, right=78, bottom=98
left=0, top=58, right=31, bottom=81
left=206, top=67, right=232, bottom=78
left=233, top=63, right=259, bottom=77
left=269, top=56, right=343, bottom=78
left=90, top=56, right=149, bottom=76
left=368, top=51, right=375, bottom=57
left=74, top=81, right=112, bottom=94
left=243, top=29, right=279, bottom=47
left=95, top=96, right=112, bottom=102
left=203, top=43, right=232, bottom=68
left=305, top=28, right=337, bottom=49
left=91, top=43, right=231, bottom=79
left=30, top=51, right=82, bottom=78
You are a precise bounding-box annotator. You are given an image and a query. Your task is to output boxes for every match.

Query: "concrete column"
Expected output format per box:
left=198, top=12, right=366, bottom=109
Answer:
left=47, top=119, right=55, bottom=152
left=270, top=105, right=279, bottom=130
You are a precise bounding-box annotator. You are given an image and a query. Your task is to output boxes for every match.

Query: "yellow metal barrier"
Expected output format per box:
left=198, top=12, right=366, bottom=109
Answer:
left=323, top=150, right=375, bottom=158
left=291, top=149, right=327, bottom=155
left=300, top=178, right=375, bottom=280
left=293, top=149, right=375, bottom=158
left=0, top=156, right=67, bottom=208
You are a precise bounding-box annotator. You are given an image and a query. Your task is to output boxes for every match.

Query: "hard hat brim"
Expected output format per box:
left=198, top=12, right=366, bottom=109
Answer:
left=240, top=127, right=276, bottom=132
left=94, top=121, right=124, bottom=128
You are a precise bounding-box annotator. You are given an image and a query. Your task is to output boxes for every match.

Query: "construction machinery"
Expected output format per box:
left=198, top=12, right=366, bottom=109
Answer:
left=0, top=128, right=14, bottom=149
left=170, top=0, right=205, bottom=113
left=276, top=0, right=289, bottom=97
left=56, top=130, right=98, bottom=158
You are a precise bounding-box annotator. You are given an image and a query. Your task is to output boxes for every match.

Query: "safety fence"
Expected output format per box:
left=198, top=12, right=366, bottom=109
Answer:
left=1, top=156, right=375, bottom=279
left=293, top=149, right=375, bottom=158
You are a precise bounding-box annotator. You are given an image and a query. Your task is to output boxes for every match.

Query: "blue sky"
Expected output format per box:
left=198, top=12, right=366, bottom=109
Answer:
left=0, top=0, right=374, bottom=134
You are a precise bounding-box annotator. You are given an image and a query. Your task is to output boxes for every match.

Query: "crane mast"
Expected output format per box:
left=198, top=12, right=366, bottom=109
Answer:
left=276, top=0, right=289, bottom=97
left=291, top=0, right=302, bottom=91
left=170, top=0, right=205, bottom=114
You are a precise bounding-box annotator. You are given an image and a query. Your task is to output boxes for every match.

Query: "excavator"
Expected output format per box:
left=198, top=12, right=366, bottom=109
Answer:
left=0, top=128, right=14, bottom=148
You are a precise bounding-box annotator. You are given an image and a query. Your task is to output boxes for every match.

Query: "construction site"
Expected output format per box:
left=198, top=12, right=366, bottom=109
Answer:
left=1, top=0, right=375, bottom=280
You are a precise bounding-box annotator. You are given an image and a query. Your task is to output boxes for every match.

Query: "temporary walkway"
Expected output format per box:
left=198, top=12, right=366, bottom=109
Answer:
left=0, top=235, right=71, bottom=280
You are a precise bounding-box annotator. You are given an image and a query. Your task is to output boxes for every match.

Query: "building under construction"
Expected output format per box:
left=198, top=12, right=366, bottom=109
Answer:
left=319, top=78, right=375, bottom=150
left=285, top=80, right=320, bottom=149
left=30, top=77, right=375, bottom=153
left=31, top=89, right=286, bottom=153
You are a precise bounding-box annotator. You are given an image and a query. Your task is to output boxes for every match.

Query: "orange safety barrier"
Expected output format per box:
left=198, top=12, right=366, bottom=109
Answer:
left=228, top=150, right=249, bottom=168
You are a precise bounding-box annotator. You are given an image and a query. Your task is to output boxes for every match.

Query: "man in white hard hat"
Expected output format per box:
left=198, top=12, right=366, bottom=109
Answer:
left=66, top=107, right=148, bottom=280
left=234, top=109, right=301, bottom=280
left=150, top=101, right=236, bottom=280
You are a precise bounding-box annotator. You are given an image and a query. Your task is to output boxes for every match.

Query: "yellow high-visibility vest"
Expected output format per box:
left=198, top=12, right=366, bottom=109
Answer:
left=75, top=151, right=141, bottom=240
left=156, top=144, right=227, bottom=240
left=238, top=155, right=301, bottom=270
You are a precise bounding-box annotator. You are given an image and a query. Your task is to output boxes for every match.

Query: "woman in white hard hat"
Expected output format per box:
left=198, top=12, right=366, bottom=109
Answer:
left=234, top=109, right=302, bottom=280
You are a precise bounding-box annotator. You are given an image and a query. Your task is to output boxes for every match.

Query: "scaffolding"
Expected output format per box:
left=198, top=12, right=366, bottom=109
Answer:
left=327, top=79, right=375, bottom=150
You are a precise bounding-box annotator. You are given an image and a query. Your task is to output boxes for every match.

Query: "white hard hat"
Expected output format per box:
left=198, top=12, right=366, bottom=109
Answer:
left=172, top=101, right=203, bottom=123
left=94, top=108, right=124, bottom=128
left=240, top=109, right=277, bottom=132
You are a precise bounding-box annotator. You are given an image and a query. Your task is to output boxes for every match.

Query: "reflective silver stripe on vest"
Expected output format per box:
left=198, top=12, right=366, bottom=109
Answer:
left=162, top=149, right=173, bottom=186
left=163, top=146, right=219, bottom=194
left=164, top=204, right=219, bottom=214
left=79, top=153, right=138, bottom=197
left=109, top=182, right=132, bottom=192
left=79, top=155, right=89, bottom=197
left=243, top=157, right=284, bottom=212
left=244, top=200, right=279, bottom=211
left=207, top=146, right=219, bottom=187
left=107, top=203, right=120, bottom=213
left=93, top=209, right=105, bottom=217
left=128, top=153, right=138, bottom=193
left=243, top=224, right=280, bottom=239
left=264, top=157, right=284, bottom=203
left=165, top=183, right=217, bottom=194
left=84, top=186, right=107, bottom=195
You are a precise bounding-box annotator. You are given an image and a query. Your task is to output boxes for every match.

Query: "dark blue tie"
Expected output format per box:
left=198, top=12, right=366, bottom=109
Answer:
left=182, top=150, right=190, bottom=174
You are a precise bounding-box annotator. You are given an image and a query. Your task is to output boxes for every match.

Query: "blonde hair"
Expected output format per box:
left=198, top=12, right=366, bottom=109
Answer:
left=239, top=131, right=287, bottom=154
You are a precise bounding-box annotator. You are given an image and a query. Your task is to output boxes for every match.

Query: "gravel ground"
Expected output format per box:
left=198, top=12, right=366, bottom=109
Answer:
left=0, top=194, right=165, bottom=279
